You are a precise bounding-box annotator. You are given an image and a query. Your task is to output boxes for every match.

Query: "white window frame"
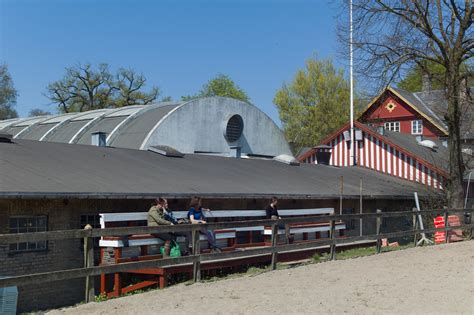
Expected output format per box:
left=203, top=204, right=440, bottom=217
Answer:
left=384, top=121, right=400, bottom=132
left=411, top=120, right=423, bottom=135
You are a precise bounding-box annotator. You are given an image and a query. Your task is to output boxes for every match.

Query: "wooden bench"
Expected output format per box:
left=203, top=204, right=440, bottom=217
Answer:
left=98, top=208, right=345, bottom=297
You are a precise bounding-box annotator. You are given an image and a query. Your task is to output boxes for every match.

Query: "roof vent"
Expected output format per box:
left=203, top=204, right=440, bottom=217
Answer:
left=224, top=114, right=244, bottom=142
left=0, top=133, right=13, bottom=143
left=91, top=132, right=107, bottom=147
left=419, top=139, right=438, bottom=151
left=148, top=145, right=184, bottom=157
left=377, top=126, right=385, bottom=136
left=229, top=146, right=241, bottom=158
left=273, top=154, right=300, bottom=166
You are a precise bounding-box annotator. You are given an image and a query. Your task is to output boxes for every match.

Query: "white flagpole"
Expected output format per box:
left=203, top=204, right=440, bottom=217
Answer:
left=349, top=0, right=355, bottom=166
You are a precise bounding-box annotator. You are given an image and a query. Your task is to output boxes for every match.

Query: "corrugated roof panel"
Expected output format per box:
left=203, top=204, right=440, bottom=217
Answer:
left=40, top=113, right=78, bottom=124
left=76, top=116, right=128, bottom=145
left=104, top=106, right=144, bottom=117
left=70, top=109, right=109, bottom=121
left=0, top=118, right=21, bottom=130
left=2, top=126, right=27, bottom=137
left=18, top=123, right=58, bottom=140
left=46, top=120, right=92, bottom=143
left=109, top=104, right=180, bottom=149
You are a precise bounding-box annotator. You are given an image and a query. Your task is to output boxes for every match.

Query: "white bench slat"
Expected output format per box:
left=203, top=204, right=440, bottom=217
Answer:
left=99, top=232, right=236, bottom=248
left=99, top=208, right=335, bottom=228
left=263, top=224, right=346, bottom=235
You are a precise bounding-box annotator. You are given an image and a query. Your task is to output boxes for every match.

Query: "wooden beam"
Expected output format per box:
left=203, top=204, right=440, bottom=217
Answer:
left=271, top=224, right=278, bottom=270
left=1, top=223, right=474, bottom=288
left=1, top=209, right=471, bottom=244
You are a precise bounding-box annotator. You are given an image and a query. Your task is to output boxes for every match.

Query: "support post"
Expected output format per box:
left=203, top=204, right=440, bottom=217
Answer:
left=339, top=176, right=344, bottom=215
left=192, top=229, right=201, bottom=282
left=444, top=209, right=449, bottom=244
left=83, top=224, right=95, bottom=303
left=329, top=220, right=336, bottom=260
left=412, top=208, right=418, bottom=247
left=270, top=223, right=278, bottom=270
left=376, top=210, right=382, bottom=254
left=359, top=177, right=363, bottom=236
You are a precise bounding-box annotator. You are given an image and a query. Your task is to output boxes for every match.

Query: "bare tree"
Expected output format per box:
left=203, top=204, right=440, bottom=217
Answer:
left=339, top=0, right=473, bottom=207
left=28, top=108, right=51, bottom=117
left=114, top=68, right=159, bottom=107
left=46, top=63, right=159, bottom=113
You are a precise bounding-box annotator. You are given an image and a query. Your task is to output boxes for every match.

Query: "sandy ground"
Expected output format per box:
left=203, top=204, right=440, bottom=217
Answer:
left=49, top=241, right=474, bottom=315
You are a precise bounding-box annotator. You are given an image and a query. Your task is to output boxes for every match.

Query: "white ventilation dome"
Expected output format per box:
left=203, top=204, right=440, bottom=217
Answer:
left=419, top=139, right=438, bottom=150
left=273, top=154, right=300, bottom=166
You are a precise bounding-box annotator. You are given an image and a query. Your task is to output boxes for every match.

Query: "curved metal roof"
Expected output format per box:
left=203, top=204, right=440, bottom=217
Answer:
left=0, top=98, right=292, bottom=157
left=108, top=103, right=182, bottom=149
left=74, top=106, right=144, bottom=145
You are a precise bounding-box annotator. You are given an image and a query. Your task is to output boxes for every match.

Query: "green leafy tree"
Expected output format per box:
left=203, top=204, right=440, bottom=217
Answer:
left=0, top=63, right=18, bottom=120
left=181, top=74, right=251, bottom=103
left=46, top=63, right=159, bottom=113
left=28, top=108, right=51, bottom=117
left=398, top=62, right=446, bottom=92
left=274, top=57, right=356, bottom=154
left=398, top=61, right=472, bottom=92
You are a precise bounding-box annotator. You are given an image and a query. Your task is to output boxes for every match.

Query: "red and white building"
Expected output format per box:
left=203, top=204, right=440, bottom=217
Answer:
left=299, top=121, right=448, bottom=189
left=296, top=87, right=468, bottom=190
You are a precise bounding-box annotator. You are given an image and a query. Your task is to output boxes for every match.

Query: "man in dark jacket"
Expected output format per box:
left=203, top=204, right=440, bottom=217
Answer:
left=265, top=197, right=292, bottom=243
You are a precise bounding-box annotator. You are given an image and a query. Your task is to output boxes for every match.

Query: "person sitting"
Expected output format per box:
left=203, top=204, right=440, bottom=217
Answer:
left=148, top=197, right=191, bottom=256
left=187, top=196, right=221, bottom=253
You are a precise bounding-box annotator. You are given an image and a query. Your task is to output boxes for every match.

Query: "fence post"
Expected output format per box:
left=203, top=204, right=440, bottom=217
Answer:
left=329, top=220, right=336, bottom=260
left=83, top=224, right=94, bottom=303
left=412, top=208, right=418, bottom=247
left=376, top=210, right=382, bottom=254
left=444, top=209, right=449, bottom=244
left=192, top=229, right=201, bottom=282
left=271, top=223, right=278, bottom=270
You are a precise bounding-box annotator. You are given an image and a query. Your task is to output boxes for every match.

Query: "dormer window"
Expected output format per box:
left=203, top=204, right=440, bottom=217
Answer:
left=412, top=120, right=423, bottom=135
left=384, top=121, right=400, bottom=132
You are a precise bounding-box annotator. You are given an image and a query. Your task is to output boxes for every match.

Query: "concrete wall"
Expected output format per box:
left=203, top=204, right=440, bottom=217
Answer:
left=0, top=197, right=415, bottom=312
left=143, top=97, right=293, bottom=157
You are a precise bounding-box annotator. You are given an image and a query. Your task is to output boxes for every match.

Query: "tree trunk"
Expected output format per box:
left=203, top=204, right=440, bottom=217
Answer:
left=445, top=67, right=465, bottom=208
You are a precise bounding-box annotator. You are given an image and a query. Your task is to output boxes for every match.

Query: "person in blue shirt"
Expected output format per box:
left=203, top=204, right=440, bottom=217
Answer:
left=188, top=196, right=221, bottom=252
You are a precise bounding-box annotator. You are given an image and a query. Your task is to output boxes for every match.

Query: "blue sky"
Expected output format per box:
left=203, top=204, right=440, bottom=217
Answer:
left=0, top=0, right=346, bottom=123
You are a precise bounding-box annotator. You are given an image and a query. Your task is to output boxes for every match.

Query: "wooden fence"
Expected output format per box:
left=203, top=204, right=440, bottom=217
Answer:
left=0, top=208, right=472, bottom=303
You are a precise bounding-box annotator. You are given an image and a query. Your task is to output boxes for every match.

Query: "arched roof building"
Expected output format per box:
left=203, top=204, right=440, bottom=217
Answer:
left=1, top=97, right=292, bottom=157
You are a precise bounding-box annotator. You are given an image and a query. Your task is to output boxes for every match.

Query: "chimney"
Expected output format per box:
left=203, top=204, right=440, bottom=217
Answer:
left=377, top=126, right=385, bottom=136
left=91, top=132, right=107, bottom=147
left=422, top=73, right=432, bottom=92
left=313, top=145, right=332, bottom=165
left=229, top=146, right=241, bottom=158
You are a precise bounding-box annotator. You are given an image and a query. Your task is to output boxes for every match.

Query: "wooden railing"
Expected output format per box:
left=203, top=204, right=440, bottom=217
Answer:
left=0, top=208, right=472, bottom=303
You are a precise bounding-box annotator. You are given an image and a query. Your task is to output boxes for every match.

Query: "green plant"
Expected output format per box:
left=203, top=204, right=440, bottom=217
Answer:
left=95, top=292, right=109, bottom=303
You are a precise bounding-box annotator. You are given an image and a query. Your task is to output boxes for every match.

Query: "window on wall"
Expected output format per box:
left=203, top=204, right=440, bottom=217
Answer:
left=9, top=216, right=47, bottom=252
left=384, top=121, right=400, bottom=132
left=411, top=120, right=423, bottom=135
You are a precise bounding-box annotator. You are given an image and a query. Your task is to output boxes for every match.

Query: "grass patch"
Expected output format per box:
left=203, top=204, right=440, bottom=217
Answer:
left=336, top=247, right=376, bottom=259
